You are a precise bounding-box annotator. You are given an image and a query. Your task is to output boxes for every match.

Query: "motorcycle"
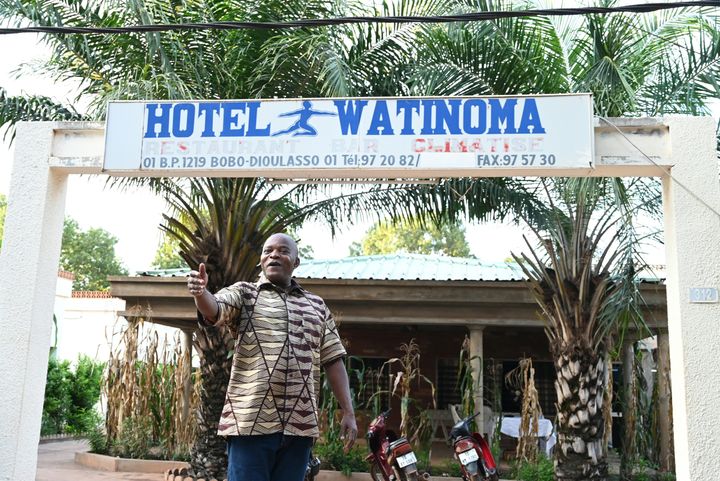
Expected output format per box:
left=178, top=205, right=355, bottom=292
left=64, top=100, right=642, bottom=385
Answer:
left=448, top=412, right=499, bottom=481
left=305, top=452, right=321, bottom=481
left=365, top=409, right=428, bottom=481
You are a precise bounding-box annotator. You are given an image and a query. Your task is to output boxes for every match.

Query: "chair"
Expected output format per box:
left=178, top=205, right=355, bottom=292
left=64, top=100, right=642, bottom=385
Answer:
left=482, top=405, right=499, bottom=444
left=427, top=408, right=455, bottom=445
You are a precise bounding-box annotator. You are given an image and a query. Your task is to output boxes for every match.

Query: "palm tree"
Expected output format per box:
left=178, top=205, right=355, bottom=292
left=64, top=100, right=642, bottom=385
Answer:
left=401, top=0, right=720, bottom=116
left=512, top=177, right=660, bottom=481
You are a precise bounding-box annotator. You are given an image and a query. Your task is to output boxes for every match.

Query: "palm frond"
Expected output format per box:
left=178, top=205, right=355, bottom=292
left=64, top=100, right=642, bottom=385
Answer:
left=0, top=87, right=84, bottom=141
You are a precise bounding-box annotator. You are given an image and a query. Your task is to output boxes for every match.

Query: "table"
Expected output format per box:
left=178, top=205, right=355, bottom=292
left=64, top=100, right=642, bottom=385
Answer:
left=500, top=416, right=556, bottom=456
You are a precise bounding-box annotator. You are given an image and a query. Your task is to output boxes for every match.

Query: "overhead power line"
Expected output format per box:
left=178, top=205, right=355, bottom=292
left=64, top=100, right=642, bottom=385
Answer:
left=0, top=1, right=719, bottom=36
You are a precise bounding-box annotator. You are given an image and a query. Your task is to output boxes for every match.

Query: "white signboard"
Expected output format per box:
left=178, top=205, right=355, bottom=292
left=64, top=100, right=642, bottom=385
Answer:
left=104, top=95, right=594, bottom=176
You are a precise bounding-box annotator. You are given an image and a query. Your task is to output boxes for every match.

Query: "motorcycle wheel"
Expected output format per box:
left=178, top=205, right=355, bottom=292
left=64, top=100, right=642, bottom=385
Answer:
left=393, top=466, right=420, bottom=481
left=369, top=464, right=386, bottom=481
left=484, top=474, right=499, bottom=481
left=402, top=470, right=419, bottom=481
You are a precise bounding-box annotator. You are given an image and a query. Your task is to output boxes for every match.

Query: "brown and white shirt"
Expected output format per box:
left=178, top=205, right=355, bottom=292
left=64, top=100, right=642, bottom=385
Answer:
left=210, top=276, right=346, bottom=438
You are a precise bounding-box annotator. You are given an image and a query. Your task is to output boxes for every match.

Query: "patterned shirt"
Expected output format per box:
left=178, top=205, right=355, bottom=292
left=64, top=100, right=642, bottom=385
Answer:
left=211, top=276, right=346, bottom=438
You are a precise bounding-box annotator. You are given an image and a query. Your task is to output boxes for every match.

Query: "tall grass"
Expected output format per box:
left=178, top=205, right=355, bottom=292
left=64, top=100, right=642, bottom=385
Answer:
left=101, top=308, right=198, bottom=460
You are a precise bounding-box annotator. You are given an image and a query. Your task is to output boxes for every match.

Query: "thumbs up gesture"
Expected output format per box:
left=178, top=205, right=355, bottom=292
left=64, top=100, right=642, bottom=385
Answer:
left=187, top=263, right=208, bottom=297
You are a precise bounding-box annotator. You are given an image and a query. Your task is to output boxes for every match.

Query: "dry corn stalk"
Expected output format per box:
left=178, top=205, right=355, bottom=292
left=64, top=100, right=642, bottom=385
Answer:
left=506, top=358, right=542, bottom=463
left=103, top=306, right=199, bottom=458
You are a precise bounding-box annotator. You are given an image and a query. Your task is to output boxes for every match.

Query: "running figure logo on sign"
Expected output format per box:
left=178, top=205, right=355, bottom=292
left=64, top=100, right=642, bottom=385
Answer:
left=272, top=101, right=337, bottom=137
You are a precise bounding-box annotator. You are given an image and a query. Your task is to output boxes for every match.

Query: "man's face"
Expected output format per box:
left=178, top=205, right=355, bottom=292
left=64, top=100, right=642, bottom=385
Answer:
left=260, top=234, right=299, bottom=287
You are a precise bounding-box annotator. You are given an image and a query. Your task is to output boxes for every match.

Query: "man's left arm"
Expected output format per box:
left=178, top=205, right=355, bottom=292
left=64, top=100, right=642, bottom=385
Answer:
left=324, top=358, right=358, bottom=452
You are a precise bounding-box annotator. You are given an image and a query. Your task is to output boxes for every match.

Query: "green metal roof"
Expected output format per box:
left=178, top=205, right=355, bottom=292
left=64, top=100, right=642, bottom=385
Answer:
left=292, top=254, right=523, bottom=281
left=137, top=254, right=523, bottom=281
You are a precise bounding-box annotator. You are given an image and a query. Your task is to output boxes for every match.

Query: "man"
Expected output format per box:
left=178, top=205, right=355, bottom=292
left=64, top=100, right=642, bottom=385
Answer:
left=187, top=233, right=357, bottom=481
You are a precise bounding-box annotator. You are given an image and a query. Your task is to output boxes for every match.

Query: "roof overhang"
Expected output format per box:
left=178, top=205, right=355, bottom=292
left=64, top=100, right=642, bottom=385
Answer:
left=109, top=275, right=668, bottom=332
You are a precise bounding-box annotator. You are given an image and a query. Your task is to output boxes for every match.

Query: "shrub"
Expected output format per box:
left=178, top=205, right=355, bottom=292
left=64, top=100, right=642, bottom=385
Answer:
left=41, top=356, right=105, bottom=436
left=110, top=416, right=154, bottom=459
left=87, top=425, right=110, bottom=455
left=313, top=441, right=367, bottom=475
left=41, top=358, right=73, bottom=435
left=513, top=455, right=555, bottom=481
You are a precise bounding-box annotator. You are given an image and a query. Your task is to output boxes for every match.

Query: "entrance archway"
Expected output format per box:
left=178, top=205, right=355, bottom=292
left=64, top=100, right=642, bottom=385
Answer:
left=1, top=108, right=717, bottom=481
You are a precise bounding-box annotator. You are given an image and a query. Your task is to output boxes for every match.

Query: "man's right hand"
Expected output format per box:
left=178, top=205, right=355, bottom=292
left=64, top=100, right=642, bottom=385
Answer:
left=187, top=263, right=208, bottom=297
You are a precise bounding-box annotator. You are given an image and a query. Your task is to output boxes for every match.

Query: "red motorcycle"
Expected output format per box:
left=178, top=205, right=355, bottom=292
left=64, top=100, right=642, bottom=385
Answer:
left=365, top=409, right=427, bottom=481
left=449, top=412, right=499, bottom=481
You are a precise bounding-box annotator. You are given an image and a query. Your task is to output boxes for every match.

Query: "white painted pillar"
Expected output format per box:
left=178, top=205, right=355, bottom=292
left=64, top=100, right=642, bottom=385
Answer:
left=662, top=116, right=720, bottom=481
left=656, top=328, right=674, bottom=473
left=0, top=122, right=68, bottom=481
left=468, top=327, right=484, bottom=431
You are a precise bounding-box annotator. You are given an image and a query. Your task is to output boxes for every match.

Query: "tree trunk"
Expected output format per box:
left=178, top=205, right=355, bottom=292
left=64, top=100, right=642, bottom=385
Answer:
left=553, top=346, right=609, bottom=481
left=620, top=341, right=637, bottom=480
left=190, top=324, right=234, bottom=480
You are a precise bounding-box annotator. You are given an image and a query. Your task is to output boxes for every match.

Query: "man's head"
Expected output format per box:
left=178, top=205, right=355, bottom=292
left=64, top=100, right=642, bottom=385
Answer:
left=260, top=233, right=300, bottom=287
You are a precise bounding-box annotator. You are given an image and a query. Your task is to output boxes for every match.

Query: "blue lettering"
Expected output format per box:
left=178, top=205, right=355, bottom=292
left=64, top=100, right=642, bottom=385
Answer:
left=366, top=101, right=394, bottom=135
left=463, top=99, right=487, bottom=134
left=334, top=100, right=367, bottom=135
left=433, top=99, right=461, bottom=135
left=172, top=103, right=195, bottom=138
left=198, top=103, right=220, bottom=137
left=396, top=100, right=420, bottom=135
left=488, top=98, right=518, bottom=135
left=144, top=103, right=171, bottom=138
left=518, top=99, right=546, bottom=134
left=220, top=102, right=246, bottom=137
left=420, top=100, right=434, bottom=135
left=246, top=101, right=271, bottom=136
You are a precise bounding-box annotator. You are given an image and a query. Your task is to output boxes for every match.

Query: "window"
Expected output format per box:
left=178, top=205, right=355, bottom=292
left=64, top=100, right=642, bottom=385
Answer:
left=437, top=358, right=462, bottom=408
left=347, top=357, right=391, bottom=409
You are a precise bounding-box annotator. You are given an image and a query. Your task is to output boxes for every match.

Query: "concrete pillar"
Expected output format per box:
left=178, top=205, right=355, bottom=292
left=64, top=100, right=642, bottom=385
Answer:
left=656, top=328, right=674, bottom=473
left=0, top=122, right=68, bottom=481
left=662, top=116, right=720, bottom=481
left=468, top=326, right=484, bottom=432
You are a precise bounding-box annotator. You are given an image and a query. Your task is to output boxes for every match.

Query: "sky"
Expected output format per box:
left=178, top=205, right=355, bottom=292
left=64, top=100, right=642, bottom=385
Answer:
left=4, top=14, right=711, bottom=273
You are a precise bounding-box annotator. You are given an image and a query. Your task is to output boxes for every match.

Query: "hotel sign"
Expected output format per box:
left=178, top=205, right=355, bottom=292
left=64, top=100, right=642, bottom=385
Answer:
left=104, top=95, right=594, bottom=176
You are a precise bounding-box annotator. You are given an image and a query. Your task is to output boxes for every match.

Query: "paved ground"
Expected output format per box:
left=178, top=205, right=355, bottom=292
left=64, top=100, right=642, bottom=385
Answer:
left=37, top=439, right=516, bottom=481
left=36, top=440, right=161, bottom=481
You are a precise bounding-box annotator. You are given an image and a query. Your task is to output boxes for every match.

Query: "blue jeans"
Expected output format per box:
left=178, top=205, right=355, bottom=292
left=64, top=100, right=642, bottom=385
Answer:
left=227, top=433, right=313, bottom=481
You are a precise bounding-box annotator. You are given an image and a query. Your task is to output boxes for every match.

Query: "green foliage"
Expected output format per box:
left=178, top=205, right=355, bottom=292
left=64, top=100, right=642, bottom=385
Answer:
left=41, top=355, right=105, bottom=436
left=110, top=416, right=154, bottom=459
left=152, top=233, right=187, bottom=269
left=351, top=218, right=471, bottom=257
left=314, top=359, right=368, bottom=475
left=312, top=442, right=367, bottom=475
left=87, top=425, right=110, bottom=455
left=0, top=87, right=84, bottom=141
left=60, top=217, right=128, bottom=291
left=415, top=449, right=463, bottom=477
left=512, top=455, right=555, bottom=481
left=67, top=356, right=105, bottom=433
left=41, top=358, right=73, bottom=436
